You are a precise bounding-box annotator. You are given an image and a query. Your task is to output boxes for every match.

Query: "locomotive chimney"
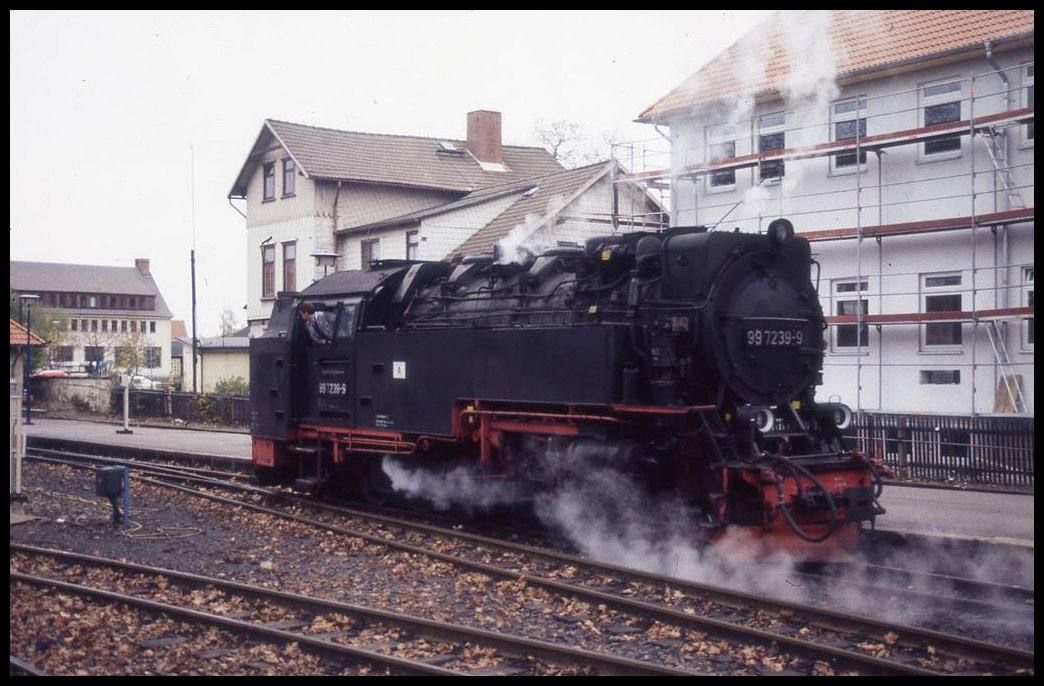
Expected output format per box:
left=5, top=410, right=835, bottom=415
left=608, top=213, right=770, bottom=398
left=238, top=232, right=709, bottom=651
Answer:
left=135, top=258, right=151, bottom=276
left=466, top=110, right=503, bottom=166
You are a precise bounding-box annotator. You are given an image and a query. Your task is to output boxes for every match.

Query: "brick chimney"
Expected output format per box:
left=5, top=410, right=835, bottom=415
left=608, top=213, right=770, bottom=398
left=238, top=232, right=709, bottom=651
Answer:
left=135, top=258, right=151, bottom=276
left=466, top=110, right=503, bottom=166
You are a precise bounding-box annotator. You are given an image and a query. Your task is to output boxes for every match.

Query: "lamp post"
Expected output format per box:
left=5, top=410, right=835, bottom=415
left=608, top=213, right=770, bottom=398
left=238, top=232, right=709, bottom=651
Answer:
left=311, top=251, right=338, bottom=280
left=19, top=294, right=40, bottom=425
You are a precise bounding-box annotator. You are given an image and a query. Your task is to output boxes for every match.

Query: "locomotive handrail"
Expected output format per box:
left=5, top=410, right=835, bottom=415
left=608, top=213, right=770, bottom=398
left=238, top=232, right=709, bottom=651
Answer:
left=460, top=407, right=632, bottom=426
left=610, top=403, right=716, bottom=415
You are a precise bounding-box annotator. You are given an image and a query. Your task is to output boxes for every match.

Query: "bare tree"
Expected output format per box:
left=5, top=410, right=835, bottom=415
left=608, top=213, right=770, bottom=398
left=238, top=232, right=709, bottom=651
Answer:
left=531, top=119, right=612, bottom=169
left=219, top=305, right=238, bottom=337
left=114, top=326, right=160, bottom=379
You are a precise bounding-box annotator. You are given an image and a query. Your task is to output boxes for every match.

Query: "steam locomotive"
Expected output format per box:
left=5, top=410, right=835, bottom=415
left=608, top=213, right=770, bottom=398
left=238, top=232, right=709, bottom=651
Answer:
left=250, top=219, right=885, bottom=559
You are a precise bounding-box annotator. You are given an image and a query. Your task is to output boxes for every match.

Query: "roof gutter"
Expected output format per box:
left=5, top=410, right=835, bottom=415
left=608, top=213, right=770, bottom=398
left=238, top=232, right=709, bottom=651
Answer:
left=984, top=40, right=1011, bottom=111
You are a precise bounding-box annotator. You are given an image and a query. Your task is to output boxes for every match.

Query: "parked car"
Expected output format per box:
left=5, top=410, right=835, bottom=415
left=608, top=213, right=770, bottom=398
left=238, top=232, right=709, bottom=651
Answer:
left=32, top=369, right=68, bottom=379
left=130, top=375, right=156, bottom=390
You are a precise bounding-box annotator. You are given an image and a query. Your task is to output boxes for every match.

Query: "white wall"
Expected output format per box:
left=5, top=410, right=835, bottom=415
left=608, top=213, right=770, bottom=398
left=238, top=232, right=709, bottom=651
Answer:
left=660, top=47, right=1034, bottom=415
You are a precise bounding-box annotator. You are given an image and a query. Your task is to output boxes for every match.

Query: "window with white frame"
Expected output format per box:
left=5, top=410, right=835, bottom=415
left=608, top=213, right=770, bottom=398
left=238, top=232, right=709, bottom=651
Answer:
left=921, top=273, right=964, bottom=348
left=262, top=162, right=276, bottom=201
left=919, top=369, right=961, bottom=385
left=832, top=279, right=869, bottom=350
left=1023, top=267, right=1034, bottom=349
left=282, top=241, right=296, bottom=293
left=757, top=112, right=785, bottom=181
left=361, top=239, right=380, bottom=268
left=406, top=230, right=420, bottom=261
left=262, top=244, right=276, bottom=298
left=1022, top=64, right=1034, bottom=145
left=921, top=79, right=963, bottom=158
left=832, top=97, right=867, bottom=171
left=282, top=158, right=296, bottom=196
left=705, top=123, right=737, bottom=189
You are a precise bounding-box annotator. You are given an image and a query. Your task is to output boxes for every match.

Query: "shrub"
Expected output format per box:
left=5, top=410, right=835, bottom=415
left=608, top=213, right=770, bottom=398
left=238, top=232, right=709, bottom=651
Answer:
left=212, top=376, right=249, bottom=395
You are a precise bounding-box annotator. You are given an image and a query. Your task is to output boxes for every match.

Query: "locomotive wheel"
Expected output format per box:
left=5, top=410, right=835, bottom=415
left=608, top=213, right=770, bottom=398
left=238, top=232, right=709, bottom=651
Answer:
left=254, top=464, right=292, bottom=486
left=359, top=456, right=393, bottom=505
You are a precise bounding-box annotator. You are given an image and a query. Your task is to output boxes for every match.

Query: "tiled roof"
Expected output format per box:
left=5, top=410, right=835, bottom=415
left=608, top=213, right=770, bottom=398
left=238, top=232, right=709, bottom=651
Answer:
left=341, top=173, right=548, bottom=235
left=10, top=318, right=46, bottom=346
left=229, top=119, right=564, bottom=198
left=10, top=261, right=174, bottom=318
left=449, top=161, right=619, bottom=259
left=639, top=10, right=1035, bottom=121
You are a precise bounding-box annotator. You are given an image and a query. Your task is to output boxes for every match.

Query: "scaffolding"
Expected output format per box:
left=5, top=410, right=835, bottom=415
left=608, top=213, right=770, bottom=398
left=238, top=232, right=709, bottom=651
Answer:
left=613, top=60, right=1034, bottom=416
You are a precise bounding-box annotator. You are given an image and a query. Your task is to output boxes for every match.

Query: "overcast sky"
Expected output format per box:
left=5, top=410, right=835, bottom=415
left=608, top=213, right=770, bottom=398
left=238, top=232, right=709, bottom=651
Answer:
left=10, top=10, right=774, bottom=336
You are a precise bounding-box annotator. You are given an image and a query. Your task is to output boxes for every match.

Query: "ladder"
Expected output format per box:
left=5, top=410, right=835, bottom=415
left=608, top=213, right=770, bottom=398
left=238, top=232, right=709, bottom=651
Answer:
left=979, top=127, right=1026, bottom=210
left=984, top=320, right=1026, bottom=413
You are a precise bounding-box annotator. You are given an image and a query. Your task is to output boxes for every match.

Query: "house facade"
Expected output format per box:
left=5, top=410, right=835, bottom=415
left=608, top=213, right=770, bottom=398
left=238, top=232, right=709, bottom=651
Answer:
left=634, top=10, right=1033, bottom=416
left=179, top=334, right=251, bottom=394
left=10, top=258, right=175, bottom=382
left=229, top=111, right=568, bottom=336
left=340, top=160, right=667, bottom=266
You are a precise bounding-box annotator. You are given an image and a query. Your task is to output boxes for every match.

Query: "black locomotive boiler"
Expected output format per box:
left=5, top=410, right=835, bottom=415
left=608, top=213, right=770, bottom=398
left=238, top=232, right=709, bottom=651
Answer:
left=250, top=219, right=885, bottom=559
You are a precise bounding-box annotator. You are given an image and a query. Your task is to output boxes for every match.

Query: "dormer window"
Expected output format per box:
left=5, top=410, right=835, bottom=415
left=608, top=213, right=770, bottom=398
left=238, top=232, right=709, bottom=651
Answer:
left=436, top=141, right=465, bottom=157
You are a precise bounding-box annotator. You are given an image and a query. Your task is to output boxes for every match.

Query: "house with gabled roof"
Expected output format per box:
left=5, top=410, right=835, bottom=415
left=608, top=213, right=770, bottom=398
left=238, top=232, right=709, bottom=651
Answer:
left=339, top=160, right=667, bottom=267
left=10, top=258, right=174, bottom=382
left=633, top=9, right=1033, bottom=415
left=230, top=110, right=569, bottom=334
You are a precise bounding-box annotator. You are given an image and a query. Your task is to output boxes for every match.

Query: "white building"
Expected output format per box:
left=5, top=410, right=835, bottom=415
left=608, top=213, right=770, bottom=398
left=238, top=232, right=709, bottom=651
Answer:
left=229, top=111, right=565, bottom=336
left=178, top=333, right=250, bottom=395
left=633, top=9, right=1033, bottom=416
left=10, top=258, right=175, bottom=382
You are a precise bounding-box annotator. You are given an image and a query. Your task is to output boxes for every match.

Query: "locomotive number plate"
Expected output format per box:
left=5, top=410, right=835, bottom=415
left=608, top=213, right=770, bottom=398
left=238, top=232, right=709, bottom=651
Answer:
left=744, top=327, right=804, bottom=348
left=318, top=361, right=352, bottom=412
left=318, top=381, right=348, bottom=395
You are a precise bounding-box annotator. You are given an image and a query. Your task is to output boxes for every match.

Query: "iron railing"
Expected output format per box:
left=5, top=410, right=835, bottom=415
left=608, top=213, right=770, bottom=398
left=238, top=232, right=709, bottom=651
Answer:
left=112, top=390, right=250, bottom=428
left=848, top=412, right=1034, bottom=490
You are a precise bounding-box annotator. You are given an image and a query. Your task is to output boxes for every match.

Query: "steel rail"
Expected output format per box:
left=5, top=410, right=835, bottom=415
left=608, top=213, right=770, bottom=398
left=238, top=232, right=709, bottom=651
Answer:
left=11, top=543, right=701, bottom=677
left=24, top=450, right=1033, bottom=672
left=128, top=479, right=982, bottom=675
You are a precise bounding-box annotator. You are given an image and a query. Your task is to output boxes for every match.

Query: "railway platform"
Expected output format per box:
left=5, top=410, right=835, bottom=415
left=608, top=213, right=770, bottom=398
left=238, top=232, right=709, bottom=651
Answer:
left=16, top=416, right=1034, bottom=549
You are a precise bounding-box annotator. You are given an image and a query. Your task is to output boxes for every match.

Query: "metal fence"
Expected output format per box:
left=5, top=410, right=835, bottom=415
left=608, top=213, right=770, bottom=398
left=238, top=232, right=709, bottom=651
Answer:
left=847, top=412, right=1034, bottom=490
left=113, top=390, right=251, bottom=428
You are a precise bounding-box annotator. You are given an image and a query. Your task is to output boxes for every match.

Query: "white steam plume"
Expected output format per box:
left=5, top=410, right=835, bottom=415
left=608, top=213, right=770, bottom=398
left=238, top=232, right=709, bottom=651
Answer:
left=381, top=458, right=519, bottom=514
left=495, top=193, right=572, bottom=265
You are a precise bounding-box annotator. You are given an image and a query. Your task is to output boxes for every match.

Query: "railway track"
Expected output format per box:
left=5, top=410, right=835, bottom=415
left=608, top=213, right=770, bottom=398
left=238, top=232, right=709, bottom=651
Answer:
left=790, top=561, right=1035, bottom=647
left=11, top=544, right=690, bottom=676
left=16, top=452, right=1034, bottom=675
